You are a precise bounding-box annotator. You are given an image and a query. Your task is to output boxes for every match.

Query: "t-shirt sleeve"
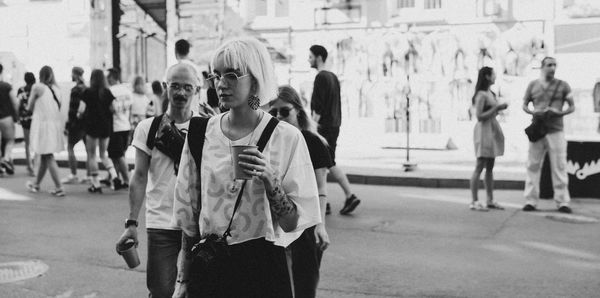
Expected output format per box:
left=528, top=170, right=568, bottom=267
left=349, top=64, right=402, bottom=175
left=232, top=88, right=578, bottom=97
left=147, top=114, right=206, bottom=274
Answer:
left=310, top=73, right=325, bottom=115
left=131, top=118, right=152, bottom=155
left=171, top=135, right=200, bottom=237
left=281, top=130, right=321, bottom=233
left=303, top=131, right=333, bottom=169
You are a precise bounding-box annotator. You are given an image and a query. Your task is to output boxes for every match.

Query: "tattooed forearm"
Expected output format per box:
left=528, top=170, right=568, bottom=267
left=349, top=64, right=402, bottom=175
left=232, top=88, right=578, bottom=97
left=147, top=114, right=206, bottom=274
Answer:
left=267, top=179, right=297, bottom=218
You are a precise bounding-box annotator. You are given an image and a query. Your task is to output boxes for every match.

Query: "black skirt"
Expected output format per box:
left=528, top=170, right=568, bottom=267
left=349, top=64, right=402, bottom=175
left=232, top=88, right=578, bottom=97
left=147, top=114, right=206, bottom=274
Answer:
left=188, top=238, right=293, bottom=298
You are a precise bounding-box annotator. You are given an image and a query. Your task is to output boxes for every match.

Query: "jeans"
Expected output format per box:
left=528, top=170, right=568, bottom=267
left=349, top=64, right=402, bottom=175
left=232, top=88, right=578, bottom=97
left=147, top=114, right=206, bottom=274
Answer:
left=289, top=226, right=322, bottom=298
left=147, top=229, right=182, bottom=298
left=524, top=131, right=571, bottom=207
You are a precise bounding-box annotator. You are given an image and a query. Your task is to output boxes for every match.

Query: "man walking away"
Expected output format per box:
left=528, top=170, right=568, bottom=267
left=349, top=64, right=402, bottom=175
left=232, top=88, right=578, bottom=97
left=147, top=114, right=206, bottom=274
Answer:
left=309, top=45, right=361, bottom=215
left=62, top=67, right=88, bottom=184
left=522, top=57, right=575, bottom=213
left=107, top=68, right=132, bottom=190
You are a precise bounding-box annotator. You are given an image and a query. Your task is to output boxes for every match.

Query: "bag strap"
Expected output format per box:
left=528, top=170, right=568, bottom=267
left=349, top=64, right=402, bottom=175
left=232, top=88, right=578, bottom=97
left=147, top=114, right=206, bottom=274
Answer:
left=45, top=84, right=61, bottom=110
left=548, top=79, right=562, bottom=106
left=223, top=117, right=279, bottom=238
left=146, top=114, right=164, bottom=149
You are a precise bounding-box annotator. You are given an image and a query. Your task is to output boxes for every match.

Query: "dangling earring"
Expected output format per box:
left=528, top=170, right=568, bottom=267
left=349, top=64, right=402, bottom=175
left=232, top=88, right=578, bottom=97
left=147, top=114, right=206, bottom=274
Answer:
left=248, top=95, right=260, bottom=110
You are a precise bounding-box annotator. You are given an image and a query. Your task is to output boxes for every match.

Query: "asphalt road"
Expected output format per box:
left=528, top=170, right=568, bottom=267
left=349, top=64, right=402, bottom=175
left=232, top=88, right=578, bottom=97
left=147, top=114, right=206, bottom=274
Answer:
left=1, top=167, right=599, bottom=298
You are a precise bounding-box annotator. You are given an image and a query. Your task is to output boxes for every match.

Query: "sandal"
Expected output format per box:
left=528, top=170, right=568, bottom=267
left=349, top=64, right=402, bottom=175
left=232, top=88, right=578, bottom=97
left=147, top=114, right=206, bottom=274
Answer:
left=26, top=181, right=40, bottom=193
left=487, top=201, right=505, bottom=210
left=88, top=185, right=103, bottom=194
left=50, top=189, right=66, bottom=197
left=469, top=201, right=489, bottom=212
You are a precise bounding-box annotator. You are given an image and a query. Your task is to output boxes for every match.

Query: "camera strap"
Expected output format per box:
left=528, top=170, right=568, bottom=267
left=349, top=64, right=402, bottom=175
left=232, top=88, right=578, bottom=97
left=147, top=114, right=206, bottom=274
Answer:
left=223, top=117, right=279, bottom=239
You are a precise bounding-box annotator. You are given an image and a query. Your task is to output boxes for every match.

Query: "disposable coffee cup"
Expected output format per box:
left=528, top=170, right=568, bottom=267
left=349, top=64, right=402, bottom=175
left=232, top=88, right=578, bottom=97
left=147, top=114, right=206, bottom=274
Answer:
left=117, top=239, right=140, bottom=269
left=232, top=145, right=258, bottom=180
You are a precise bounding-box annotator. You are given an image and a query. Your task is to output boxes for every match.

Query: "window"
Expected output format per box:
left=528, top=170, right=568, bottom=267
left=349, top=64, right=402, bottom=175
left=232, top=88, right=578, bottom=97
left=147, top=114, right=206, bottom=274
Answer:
left=424, top=0, right=442, bottom=9
left=275, top=0, right=289, bottom=17
left=255, top=0, right=267, bottom=16
left=397, top=0, right=415, bottom=9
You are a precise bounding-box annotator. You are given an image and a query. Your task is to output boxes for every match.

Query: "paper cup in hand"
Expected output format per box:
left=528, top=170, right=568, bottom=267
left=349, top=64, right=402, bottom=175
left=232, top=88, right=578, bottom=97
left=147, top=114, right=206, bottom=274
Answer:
left=117, top=239, right=140, bottom=269
left=232, top=145, right=258, bottom=180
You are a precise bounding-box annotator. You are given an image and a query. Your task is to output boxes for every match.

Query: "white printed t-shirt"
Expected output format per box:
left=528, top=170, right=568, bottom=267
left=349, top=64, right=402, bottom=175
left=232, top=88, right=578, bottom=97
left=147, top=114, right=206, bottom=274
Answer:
left=110, top=84, right=133, bottom=132
left=172, top=112, right=321, bottom=247
left=131, top=93, right=150, bottom=116
left=132, top=115, right=195, bottom=230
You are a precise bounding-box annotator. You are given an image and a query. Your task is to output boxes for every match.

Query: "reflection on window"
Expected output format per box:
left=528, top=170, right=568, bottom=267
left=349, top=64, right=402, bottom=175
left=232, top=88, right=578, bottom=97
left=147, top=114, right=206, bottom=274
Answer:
left=256, top=0, right=267, bottom=16
left=397, top=0, right=415, bottom=9
left=424, top=0, right=442, bottom=9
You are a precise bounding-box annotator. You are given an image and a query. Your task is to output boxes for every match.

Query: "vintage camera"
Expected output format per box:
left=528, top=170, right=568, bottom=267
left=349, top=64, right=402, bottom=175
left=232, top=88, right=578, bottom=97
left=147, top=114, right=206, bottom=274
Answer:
left=154, top=120, right=185, bottom=165
left=191, top=234, right=230, bottom=267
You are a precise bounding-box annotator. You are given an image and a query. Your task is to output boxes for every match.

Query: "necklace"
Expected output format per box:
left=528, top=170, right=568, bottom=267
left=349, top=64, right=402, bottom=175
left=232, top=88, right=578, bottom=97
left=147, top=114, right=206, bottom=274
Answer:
left=226, top=111, right=262, bottom=193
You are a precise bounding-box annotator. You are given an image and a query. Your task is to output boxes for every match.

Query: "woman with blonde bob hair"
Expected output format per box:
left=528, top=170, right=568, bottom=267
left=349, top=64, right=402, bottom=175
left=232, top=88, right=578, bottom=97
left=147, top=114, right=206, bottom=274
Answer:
left=172, top=37, right=321, bottom=297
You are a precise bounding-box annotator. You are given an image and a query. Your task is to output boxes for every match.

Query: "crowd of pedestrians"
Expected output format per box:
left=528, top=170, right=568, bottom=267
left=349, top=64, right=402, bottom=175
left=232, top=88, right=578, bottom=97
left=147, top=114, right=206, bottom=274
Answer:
left=0, top=34, right=576, bottom=297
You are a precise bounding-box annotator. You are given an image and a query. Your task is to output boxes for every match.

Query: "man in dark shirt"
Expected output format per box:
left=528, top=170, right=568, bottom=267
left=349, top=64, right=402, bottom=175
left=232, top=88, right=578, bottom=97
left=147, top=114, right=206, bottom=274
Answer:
left=0, top=63, right=18, bottom=176
left=521, top=57, right=575, bottom=213
left=61, top=67, right=88, bottom=184
left=309, top=45, right=360, bottom=215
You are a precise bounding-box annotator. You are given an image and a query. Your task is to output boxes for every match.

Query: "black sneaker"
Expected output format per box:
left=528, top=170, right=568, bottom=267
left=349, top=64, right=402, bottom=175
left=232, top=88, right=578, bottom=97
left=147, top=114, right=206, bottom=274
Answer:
left=340, top=194, right=361, bottom=215
left=1, top=160, right=14, bottom=175
left=100, top=177, right=112, bottom=187
left=112, top=177, right=123, bottom=190
left=325, top=203, right=331, bottom=215
left=558, top=206, right=572, bottom=214
left=522, top=204, right=536, bottom=212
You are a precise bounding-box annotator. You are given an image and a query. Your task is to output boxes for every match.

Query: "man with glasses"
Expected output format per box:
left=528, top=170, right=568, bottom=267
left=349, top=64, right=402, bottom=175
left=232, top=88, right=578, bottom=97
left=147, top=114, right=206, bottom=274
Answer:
left=309, top=45, right=361, bottom=215
left=116, top=63, right=201, bottom=298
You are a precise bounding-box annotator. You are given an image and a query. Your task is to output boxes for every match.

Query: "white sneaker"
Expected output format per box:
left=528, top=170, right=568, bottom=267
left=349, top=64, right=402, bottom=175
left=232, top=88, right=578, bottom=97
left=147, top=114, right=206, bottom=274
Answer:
left=61, top=174, right=79, bottom=184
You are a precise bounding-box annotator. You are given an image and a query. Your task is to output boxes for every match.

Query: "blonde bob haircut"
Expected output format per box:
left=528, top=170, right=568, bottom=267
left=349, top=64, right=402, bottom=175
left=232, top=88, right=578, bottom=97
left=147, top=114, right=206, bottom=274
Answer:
left=211, top=37, right=278, bottom=106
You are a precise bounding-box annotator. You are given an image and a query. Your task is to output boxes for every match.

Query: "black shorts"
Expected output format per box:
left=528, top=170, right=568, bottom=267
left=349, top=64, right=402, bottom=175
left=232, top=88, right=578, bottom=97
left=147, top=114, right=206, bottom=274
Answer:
left=108, top=131, right=130, bottom=159
left=317, top=126, right=340, bottom=166
left=68, top=128, right=86, bottom=146
left=289, top=226, right=322, bottom=298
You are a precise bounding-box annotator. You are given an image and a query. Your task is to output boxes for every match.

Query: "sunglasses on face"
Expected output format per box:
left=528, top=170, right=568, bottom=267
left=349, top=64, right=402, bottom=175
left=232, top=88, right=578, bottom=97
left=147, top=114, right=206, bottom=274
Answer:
left=269, top=107, right=292, bottom=118
left=206, top=72, right=249, bottom=84
left=167, top=82, right=196, bottom=93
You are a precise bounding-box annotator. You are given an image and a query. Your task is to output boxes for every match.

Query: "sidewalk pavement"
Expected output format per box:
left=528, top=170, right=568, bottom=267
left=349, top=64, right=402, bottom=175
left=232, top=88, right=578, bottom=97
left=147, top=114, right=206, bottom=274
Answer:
left=10, top=135, right=527, bottom=190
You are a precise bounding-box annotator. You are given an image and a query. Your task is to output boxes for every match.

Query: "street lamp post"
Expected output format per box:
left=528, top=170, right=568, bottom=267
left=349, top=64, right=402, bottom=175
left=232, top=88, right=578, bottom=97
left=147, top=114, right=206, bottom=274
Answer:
left=403, top=74, right=417, bottom=172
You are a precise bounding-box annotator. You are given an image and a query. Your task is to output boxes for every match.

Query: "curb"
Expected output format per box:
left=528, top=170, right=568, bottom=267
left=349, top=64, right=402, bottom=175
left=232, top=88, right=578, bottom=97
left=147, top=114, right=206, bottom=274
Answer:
left=14, top=158, right=525, bottom=190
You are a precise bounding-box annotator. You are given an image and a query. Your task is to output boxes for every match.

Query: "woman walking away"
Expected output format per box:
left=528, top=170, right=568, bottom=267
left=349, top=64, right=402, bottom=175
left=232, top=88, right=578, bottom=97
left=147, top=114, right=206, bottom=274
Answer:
left=131, top=75, right=150, bottom=129
left=270, top=85, right=331, bottom=298
left=470, top=67, right=507, bottom=211
left=172, top=37, right=320, bottom=298
left=26, top=66, right=65, bottom=196
left=80, top=69, right=117, bottom=193
left=17, top=72, right=36, bottom=176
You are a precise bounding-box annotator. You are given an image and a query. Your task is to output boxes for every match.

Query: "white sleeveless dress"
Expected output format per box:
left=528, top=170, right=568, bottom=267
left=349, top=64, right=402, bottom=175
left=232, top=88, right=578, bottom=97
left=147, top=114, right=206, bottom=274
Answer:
left=30, top=85, right=65, bottom=154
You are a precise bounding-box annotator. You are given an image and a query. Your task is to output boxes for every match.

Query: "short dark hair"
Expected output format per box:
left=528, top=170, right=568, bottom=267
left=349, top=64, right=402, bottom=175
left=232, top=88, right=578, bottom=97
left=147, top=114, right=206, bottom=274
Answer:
left=151, top=80, right=163, bottom=94
left=175, top=39, right=191, bottom=56
left=24, top=72, right=36, bottom=85
left=310, top=45, right=328, bottom=62
left=107, top=68, right=121, bottom=82
left=541, top=56, right=556, bottom=67
left=0, top=63, right=3, bottom=74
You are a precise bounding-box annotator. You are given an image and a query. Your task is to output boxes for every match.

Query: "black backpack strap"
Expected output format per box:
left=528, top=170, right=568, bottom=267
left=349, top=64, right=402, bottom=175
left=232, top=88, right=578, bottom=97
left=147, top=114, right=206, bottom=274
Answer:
left=146, top=114, right=164, bottom=149
left=223, top=116, right=279, bottom=238
left=256, top=117, right=279, bottom=152
left=188, top=117, right=210, bottom=216
left=45, top=84, right=61, bottom=110
left=188, top=117, right=210, bottom=176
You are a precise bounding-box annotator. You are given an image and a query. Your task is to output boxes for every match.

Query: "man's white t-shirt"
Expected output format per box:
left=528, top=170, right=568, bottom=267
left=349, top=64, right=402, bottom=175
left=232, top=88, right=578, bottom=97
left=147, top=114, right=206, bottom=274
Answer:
left=110, top=84, right=133, bottom=132
left=132, top=115, right=194, bottom=230
left=131, top=93, right=150, bottom=116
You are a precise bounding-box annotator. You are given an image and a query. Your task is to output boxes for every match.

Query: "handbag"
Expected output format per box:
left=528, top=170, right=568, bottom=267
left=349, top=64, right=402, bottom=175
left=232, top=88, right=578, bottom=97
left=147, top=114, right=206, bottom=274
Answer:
left=524, top=80, right=561, bottom=142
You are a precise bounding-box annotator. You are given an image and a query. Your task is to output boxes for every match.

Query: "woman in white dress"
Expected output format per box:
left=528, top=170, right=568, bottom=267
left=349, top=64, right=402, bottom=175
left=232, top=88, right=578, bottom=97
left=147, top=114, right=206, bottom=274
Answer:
left=470, top=67, right=507, bottom=211
left=26, top=66, right=65, bottom=196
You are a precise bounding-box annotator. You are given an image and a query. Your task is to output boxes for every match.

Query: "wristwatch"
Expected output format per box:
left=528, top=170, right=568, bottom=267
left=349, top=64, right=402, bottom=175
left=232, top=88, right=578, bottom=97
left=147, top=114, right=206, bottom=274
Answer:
left=124, top=219, right=138, bottom=228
